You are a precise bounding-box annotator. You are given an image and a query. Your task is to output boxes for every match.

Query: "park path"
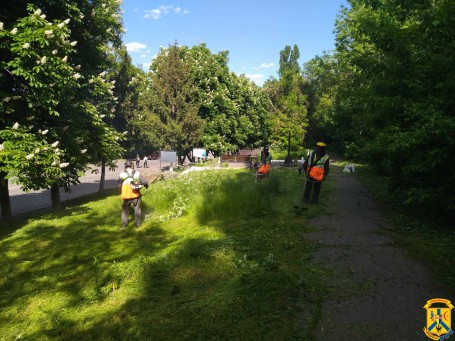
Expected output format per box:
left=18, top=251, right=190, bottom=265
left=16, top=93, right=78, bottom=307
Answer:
left=305, top=159, right=448, bottom=340
left=7, top=160, right=162, bottom=217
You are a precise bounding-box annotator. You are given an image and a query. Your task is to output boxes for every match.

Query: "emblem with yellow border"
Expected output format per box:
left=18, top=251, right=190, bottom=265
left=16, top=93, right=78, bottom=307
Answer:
left=423, top=298, right=453, bottom=340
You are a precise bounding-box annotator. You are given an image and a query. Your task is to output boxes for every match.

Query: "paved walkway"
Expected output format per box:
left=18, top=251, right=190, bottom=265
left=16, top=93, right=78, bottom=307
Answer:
left=8, top=160, right=163, bottom=217
left=306, top=162, right=447, bottom=340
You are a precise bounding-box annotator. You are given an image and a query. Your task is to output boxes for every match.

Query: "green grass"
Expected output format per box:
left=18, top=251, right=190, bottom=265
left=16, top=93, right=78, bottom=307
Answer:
left=270, top=150, right=306, bottom=161
left=0, top=168, right=330, bottom=340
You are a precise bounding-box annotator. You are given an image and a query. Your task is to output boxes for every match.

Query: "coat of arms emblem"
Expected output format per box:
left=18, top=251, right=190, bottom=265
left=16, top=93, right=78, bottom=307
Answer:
left=423, top=298, right=453, bottom=340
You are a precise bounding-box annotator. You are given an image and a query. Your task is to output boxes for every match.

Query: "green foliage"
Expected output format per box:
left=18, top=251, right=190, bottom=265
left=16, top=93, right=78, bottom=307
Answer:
left=186, top=44, right=272, bottom=153
left=0, top=168, right=329, bottom=339
left=279, top=44, right=301, bottom=82
left=130, top=43, right=272, bottom=157
left=134, top=43, right=204, bottom=163
left=327, top=0, right=455, bottom=217
left=0, top=126, right=65, bottom=191
left=0, top=1, right=125, bottom=216
left=265, top=45, right=308, bottom=151
left=302, top=53, right=338, bottom=146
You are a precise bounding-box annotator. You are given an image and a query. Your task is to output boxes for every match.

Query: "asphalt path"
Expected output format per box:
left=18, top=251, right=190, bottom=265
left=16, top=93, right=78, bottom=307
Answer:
left=8, top=159, right=162, bottom=217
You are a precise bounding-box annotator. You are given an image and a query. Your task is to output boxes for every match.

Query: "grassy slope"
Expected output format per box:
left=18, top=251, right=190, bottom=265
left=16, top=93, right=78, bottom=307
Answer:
left=0, top=168, right=331, bottom=340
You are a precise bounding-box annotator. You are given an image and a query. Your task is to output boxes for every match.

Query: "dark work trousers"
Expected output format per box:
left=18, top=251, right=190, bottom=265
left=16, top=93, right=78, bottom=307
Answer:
left=303, top=179, right=322, bottom=204
left=121, top=197, right=142, bottom=227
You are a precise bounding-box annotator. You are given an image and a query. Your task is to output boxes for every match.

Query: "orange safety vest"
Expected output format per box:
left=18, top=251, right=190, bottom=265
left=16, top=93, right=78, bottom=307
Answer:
left=119, top=170, right=141, bottom=200
left=258, top=163, right=270, bottom=174
left=307, top=152, right=329, bottom=181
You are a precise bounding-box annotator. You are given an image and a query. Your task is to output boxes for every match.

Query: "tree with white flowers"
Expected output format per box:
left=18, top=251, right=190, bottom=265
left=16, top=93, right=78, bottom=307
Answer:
left=0, top=1, right=124, bottom=219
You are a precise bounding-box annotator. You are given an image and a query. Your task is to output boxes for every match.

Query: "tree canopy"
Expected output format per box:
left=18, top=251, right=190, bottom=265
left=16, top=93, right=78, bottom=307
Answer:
left=129, top=43, right=272, bottom=159
left=303, top=0, right=455, bottom=218
left=0, top=1, right=125, bottom=217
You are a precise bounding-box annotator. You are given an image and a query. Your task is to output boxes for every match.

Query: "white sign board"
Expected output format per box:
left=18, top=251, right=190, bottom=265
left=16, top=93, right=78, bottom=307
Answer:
left=193, top=148, right=206, bottom=158
left=160, top=151, right=177, bottom=164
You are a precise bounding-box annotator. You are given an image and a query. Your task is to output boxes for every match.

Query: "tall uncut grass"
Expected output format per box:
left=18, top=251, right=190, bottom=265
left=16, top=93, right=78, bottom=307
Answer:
left=0, top=168, right=330, bottom=340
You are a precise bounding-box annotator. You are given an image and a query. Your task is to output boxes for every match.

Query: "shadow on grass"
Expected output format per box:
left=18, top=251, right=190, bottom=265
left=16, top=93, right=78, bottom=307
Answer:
left=0, top=167, right=330, bottom=340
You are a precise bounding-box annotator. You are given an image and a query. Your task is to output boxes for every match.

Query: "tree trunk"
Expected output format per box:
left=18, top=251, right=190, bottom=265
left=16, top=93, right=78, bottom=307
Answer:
left=0, top=171, right=12, bottom=221
left=99, top=159, right=106, bottom=192
left=50, top=183, right=62, bottom=210
left=185, top=152, right=192, bottom=164
left=284, top=130, right=293, bottom=165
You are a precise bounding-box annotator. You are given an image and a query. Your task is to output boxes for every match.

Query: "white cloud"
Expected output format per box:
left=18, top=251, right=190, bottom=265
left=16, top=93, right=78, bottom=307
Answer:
left=245, top=73, right=265, bottom=85
left=126, top=42, right=147, bottom=52
left=245, top=73, right=264, bottom=80
left=140, top=54, right=147, bottom=58
left=144, top=5, right=190, bottom=20
left=258, top=62, right=274, bottom=69
left=142, top=62, right=151, bottom=70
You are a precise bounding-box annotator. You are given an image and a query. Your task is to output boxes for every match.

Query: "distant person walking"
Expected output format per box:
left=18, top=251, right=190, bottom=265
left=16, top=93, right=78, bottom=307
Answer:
left=136, top=153, right=140, bottom=168
left=299, top=142, right=330, bottom=204
left=118, top=160, right=149, bottom=228
left=143, top=155, right=148, bottom=168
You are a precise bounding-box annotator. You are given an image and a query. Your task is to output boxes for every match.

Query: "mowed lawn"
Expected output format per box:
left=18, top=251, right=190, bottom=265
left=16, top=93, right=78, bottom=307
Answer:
left=0, top=168, right=331, bottom=340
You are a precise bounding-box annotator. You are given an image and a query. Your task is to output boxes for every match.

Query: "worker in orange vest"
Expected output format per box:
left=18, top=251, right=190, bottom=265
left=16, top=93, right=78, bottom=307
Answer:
left=299, top=142, right=330, bottom=204
left=257, top=145, right=272, bottom=174
left=117, top=160, right=149, bottom=228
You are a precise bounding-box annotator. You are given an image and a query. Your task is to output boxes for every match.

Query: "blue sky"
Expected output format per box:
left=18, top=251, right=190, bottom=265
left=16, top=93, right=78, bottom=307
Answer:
left=121, top=1, right=347, bottom=86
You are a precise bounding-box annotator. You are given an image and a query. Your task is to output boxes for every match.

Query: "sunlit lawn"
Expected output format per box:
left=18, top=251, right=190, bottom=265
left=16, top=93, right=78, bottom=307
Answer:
left=0, top=167, right=331, bottom=340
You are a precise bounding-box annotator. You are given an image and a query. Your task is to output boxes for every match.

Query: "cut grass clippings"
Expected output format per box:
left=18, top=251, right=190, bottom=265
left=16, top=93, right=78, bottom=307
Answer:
left=0, top=167, right=331, bottom=340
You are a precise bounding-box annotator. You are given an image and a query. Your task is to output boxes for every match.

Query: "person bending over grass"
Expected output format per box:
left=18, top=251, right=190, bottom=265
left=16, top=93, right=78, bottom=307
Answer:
left=299, top=142, right=329, bottom=205
left=257, top=145, right=272, bottom=174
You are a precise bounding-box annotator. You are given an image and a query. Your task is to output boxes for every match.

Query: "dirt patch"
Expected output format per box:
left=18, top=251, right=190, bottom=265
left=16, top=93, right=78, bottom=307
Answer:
left=305, top=163, right=448, bottom=340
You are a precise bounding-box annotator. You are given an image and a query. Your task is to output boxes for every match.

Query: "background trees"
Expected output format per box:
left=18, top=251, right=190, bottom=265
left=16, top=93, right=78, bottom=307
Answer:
left=130, top=43, right=272, bottom=160
left=264, top=45, right=307, bottom=154
left=303, top=0, right=455, bottom=217
left=138, top=43, right=204, bottom=163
